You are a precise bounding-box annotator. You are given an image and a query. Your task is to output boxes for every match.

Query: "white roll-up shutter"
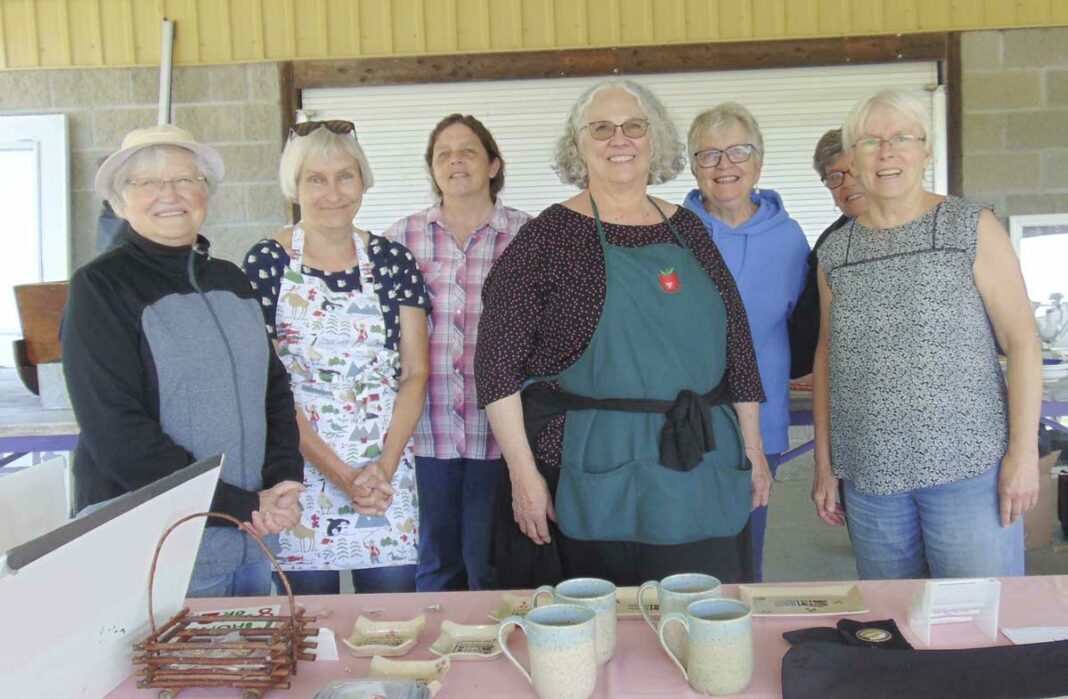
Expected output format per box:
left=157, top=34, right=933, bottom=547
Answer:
left=301, top=62, right=943, bottom=243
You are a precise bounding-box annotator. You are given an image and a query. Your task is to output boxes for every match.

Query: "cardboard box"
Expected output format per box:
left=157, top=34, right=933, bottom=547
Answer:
left=1025, top=450, right=1061, bottom=551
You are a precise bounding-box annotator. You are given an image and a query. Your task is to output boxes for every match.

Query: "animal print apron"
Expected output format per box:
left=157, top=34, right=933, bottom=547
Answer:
left=274, top=225, right=418, bottom=571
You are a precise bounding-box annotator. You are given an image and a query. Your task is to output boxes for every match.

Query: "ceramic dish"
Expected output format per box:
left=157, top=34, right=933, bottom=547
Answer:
left=368, top=656, right=451, bottom=697
left=615, top=586, right=659, bottom=618
left=342, top=615, right=426, bottom=657
left=739, top=584, right=868, bottom=617
left=428, top=620, right=510, bottom=660
left=487, top=592, right=533, bottom=621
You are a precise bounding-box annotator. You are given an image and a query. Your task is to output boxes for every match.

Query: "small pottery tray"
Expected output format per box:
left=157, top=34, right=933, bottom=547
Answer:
left=341, top=615, right=426, bottom=657
left=616, top=586, right=659, bottom=618
left=488, top=592, right=533, bottom=621
left=368, top=656, right=451, bottom=697
left=429, top=620, right=511, bottom=660
left=739, top=584, right=868, bottom=617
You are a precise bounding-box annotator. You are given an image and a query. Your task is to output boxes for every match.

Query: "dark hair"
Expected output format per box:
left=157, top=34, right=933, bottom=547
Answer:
left=424, top=114, right=505, bottom=201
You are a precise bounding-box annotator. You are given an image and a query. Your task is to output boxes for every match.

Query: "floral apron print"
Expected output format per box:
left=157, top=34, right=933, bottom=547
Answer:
left=274, top=225, right=418, bottom=571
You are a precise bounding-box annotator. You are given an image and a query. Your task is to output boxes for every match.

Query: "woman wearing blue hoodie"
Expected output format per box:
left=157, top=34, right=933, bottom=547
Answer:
left=684, top=103, right=810, bottom=581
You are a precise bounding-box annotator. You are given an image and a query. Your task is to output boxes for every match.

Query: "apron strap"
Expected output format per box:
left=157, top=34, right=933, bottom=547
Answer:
left=288, top=225, right=307, bottom=271
left=521, top=380, right=734, bottom=472
left=588, top=196, right=687, bottom=248
left=352, top=229, right=376, bottom=295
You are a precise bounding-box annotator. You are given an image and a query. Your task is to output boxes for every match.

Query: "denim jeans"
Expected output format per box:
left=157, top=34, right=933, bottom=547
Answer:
left=415, top=456, right=501, bottom=591
left=747, top=452, right=781, bottom=583
left=187, top=560, right=273, bottom=598
left=272, top=565, right=417, bottom=595
left=843, top=463, right=1025, bottom=580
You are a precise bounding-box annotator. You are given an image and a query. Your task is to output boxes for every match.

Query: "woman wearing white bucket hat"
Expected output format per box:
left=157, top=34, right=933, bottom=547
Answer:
left=62, top=123, right=306, bottom=597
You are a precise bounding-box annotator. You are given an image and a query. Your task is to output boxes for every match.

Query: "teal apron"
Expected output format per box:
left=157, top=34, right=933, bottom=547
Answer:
left=529, top=198, right=751, bottom=546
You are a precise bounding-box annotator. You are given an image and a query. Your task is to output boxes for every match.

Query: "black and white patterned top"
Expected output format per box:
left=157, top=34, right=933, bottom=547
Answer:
left=243, top=234, right=431, bottom=351
left=817, top=195, right=1008, bottom=495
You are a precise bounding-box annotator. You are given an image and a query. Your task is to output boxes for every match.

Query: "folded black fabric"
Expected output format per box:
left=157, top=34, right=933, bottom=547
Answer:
left=784, top=619, right=912, bottom=650
left=781, top=639, right=1068, bottom=699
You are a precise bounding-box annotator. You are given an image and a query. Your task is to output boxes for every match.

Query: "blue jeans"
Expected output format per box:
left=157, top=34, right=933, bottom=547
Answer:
left=272, top=566, right=417, bottom=595
left=187, top=560, right=272, bottom=598
left=415, top=457, right=501, bottom=591
left=748, top=452, right=781, bottom=583
left=843, top=464, right=1025, bottom=580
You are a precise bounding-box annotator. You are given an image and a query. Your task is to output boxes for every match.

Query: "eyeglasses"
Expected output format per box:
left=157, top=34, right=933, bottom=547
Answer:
left=125, top=176, right=206, bottom=195
left=289, top=120, right=357, bottom=138
left=582, top=119, right=650, bottom=141
left=853, top=133, right=925, bottom=155
left=821, top=171, right=848, bottom=190
left=693, top=144, right=757, bottom=169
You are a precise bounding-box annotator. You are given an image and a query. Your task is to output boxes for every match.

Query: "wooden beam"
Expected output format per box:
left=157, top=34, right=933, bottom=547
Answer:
left=291, top=32, right=950, bottom=89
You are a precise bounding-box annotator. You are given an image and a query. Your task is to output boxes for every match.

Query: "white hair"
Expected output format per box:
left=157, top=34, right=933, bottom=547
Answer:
left=842, top=89, right=932, bottom=151
left=278, top=127, right=372, bottom=202
left=553, top=79, right=686, bottom=189
left=687, top=102, right=765, bottom=165
left=107, top=145, right=216, bottom=218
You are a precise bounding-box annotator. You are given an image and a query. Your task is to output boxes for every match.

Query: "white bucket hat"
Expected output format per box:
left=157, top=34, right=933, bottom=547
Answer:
left=94, top=123, right=225, bottom=200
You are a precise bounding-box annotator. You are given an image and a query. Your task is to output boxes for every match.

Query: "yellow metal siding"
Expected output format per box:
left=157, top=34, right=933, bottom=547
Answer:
left=1, top=0, right=1066, bottom=69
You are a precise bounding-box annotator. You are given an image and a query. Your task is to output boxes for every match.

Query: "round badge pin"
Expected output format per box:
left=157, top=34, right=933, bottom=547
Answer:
left=855, top=627, right=893, bottom=643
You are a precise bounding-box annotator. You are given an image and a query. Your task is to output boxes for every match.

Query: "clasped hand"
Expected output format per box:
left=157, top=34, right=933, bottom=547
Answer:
left=248, top=480, right=305, bottom=536
left=344, top=461, right=395, bottom=516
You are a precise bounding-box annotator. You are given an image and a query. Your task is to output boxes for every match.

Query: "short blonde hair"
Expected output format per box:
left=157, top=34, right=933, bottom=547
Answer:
left=278, top=127, right=373, bottom=202
left=553, top=79, right=685, bottom=189
left=107, top=145, right=216, bottom=218
left=687, top=102, right=765, bottom=165
left=842, top=89, right=931, bottom=152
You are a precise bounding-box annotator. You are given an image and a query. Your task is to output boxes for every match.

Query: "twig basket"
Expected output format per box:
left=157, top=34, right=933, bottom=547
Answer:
left=132, top=512, right=318, bottom=699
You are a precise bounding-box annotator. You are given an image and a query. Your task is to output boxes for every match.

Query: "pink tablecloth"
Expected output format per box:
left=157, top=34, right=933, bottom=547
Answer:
left=106, top=575, right=1068, bottom=698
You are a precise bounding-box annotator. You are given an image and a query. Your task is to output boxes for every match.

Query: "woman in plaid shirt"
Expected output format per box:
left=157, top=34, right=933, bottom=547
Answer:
left=385, top=114, right=531, bottom=591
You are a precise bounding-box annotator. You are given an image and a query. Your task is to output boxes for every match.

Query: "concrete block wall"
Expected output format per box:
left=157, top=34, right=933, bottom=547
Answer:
left=962, top=27, right=1068, bottom=219
left=0, top=63, right=286, bottom=270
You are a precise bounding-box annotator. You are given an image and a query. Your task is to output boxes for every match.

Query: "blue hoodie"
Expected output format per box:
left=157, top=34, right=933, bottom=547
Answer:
left=683, top=188, right=810, bottom=454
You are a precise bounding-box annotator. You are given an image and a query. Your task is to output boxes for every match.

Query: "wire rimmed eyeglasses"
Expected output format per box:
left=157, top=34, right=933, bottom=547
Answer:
left=582, top=119, right=650, bottom=141
left=124, top=176, right=207, bottom=195
left=852, top=133, right=925, bottom=154
left=693, top=144, right=757, bottom=169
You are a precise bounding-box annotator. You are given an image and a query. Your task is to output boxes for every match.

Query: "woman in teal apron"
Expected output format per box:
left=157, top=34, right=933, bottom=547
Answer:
left=476, top=81, right=772, bottom=586
left=244, top=121, right=431, bottom=593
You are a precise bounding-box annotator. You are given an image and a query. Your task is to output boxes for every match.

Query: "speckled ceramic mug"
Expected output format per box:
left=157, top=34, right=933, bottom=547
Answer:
left=638, top=572, right=721, bottom=666
left=532, top=577, right=617, bottom=663
left=498, top=603, right=597, bottom=699
left=658, top=598, right=753, bottom=696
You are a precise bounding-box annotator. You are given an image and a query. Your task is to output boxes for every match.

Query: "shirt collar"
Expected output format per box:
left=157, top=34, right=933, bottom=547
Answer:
left=427, top=198, right=513, bottom=237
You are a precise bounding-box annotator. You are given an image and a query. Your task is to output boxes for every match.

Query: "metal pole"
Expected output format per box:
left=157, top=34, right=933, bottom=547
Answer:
left=158, top=19, right=175, bottom=125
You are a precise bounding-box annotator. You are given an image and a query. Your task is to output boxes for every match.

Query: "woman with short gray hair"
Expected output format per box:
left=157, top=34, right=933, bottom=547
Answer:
left=812, top=89, right=1041, bottom=579
left=683, top=101, right=809, bottom=581
left=63, top=124, right=305, bottom=598
left=476, top=80, right=770, bottom=586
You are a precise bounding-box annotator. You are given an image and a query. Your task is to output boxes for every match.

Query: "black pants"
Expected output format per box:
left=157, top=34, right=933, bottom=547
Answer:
left=492, top=461, right=753, bottom=589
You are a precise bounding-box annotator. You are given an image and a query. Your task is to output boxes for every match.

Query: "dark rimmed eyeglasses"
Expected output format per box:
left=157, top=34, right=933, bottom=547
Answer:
left=582, top=119, right=650, bottom=141
left=693, top=143, right=757, bottom=169
left=821, top=171, right=848, bottom=190
left=289, top=120, right=357, bottom=139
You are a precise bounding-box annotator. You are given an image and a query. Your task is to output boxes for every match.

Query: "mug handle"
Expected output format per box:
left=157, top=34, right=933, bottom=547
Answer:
left=497, top=615, right=532, bottom=685
left=531, top=584, right=555, bottom=608
left=637, top=580, right=658, bottom=632
left=657, top=612, right=689, bottom=680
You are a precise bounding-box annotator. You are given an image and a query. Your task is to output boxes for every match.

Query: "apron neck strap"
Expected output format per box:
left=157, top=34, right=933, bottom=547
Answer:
left=589, top=194, right=686, bottom=248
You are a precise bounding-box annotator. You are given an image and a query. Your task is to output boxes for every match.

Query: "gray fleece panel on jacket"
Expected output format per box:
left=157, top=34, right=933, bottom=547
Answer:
left=142, top=289, right=273, bottom=578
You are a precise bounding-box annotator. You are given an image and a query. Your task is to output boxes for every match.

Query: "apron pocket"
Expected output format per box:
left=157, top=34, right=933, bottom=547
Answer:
left=555, top=459, right=639, bottom=542
left=634, top=460, right=751, bottom=544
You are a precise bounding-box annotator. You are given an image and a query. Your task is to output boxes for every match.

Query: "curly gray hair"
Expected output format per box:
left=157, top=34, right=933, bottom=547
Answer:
left=553, top=79, right=686, bottom=189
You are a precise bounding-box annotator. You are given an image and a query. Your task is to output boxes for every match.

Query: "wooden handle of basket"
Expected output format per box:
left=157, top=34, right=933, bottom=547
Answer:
left=147, top=511, right=300, bottom=634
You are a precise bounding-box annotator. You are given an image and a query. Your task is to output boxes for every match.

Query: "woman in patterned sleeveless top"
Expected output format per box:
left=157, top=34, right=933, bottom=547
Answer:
left=811, top=90, right=1041, bottom=579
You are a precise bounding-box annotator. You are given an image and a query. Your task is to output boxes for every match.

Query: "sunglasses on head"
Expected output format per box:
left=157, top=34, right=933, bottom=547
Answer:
left=289, top=120, right=357, bottom=138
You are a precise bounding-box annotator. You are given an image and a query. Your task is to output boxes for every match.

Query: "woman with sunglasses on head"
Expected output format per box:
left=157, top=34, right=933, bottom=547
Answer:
left=476, top=80, right=770, bottom=587
left=682, top=103, right=809, bottom=582
left=812, top=90, right=1041, bottom=579
left=243, top=120, right=431, bottom=594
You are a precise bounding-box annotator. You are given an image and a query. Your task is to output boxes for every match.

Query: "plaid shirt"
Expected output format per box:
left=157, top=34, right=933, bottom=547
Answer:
left=384, top=199, right=531, bottom=460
